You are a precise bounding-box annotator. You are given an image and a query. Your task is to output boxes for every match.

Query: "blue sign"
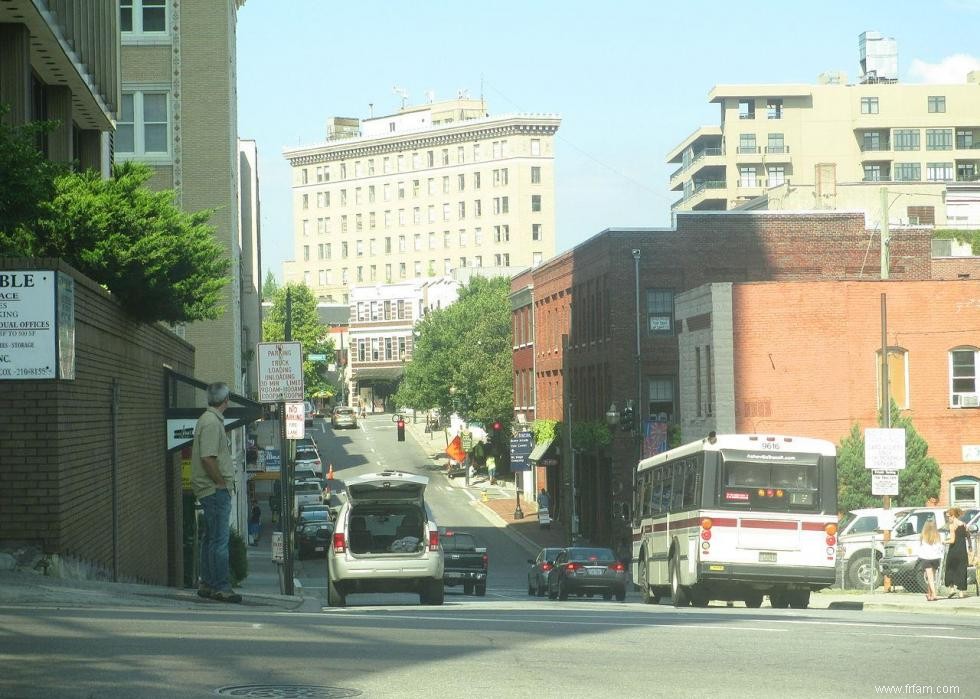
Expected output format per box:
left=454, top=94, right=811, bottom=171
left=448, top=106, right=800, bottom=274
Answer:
left=262, top=448, right=281, bottom=472
left=510, top=431, right=534, bottom=472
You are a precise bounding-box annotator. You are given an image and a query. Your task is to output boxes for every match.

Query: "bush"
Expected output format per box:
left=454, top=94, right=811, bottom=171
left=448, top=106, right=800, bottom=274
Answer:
left=229, top=528, right=248, bottom=587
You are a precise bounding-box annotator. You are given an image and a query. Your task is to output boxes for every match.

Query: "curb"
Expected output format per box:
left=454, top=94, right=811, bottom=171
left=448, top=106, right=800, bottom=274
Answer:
left=466, top=499, right=542, bottom=557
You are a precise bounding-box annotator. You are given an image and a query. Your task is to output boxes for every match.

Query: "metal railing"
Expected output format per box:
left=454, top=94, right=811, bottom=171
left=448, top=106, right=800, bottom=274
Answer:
left=672, top=148, right=725, bottom=182
left=736, top=146, right=761, bottom=154
left=764, top=145, right=790, bottom=154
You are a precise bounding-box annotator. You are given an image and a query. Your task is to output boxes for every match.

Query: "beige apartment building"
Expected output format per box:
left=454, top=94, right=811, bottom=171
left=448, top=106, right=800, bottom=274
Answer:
left=117, top=0, right=256, bottom=394
left=283, top=98, right=560, bottom=302
left=0, top=0, right=119, bottom=174
left=669, top=36, right=980, bottom=228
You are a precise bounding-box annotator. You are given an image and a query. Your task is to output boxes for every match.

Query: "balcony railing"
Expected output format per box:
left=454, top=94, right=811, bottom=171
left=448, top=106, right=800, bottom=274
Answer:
left=860, top=143, right=891, bottom=152
left=736, top=146, right=761, bottom=154
left=674, top=180, right=727, bottom=208
left=765, top=145, right=790, bottom=154
left=671, top=147, right=725, bottom=182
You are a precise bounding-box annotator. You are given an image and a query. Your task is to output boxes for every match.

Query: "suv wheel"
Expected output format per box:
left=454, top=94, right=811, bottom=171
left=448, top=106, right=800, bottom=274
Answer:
left=847, top=552, right=881, bottom=589
left=474, top=582, right=486, bottom=597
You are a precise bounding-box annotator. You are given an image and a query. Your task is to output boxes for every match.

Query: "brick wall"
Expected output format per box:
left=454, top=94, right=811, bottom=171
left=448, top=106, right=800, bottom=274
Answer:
left=0, top=259, right=194, bottom=584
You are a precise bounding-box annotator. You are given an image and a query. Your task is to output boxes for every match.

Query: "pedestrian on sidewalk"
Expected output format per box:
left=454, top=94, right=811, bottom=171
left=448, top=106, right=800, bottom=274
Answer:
left=916, top=519, right=943, bottom=601
left=487, top=456, right=497, bottom=485
left=943, top=508, right=971, bottom=599
left=537, top=488, right=550, bottom=510
left=248, top=500, right=262, bottom=547
left=191, top=382, right=242, bottom=604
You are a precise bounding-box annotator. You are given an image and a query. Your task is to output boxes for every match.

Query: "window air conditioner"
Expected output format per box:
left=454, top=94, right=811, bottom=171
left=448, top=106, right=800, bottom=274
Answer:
left=957, top=393, right=980, bottom=408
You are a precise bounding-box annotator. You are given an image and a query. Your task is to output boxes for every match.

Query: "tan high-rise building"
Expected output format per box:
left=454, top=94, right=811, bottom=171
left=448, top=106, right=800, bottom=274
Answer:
left=283, top=98, right=560, bottom=302
left=117, top=0, right=256, bottom=394
left=668, top=33, right=980, bottom=227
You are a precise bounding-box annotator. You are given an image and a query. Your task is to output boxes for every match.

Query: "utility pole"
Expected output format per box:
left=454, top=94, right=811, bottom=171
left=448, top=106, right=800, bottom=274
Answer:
left=880, top=187, right=890, bottom=280
left=280, top=288, right=295, bottom=596
left=879, top=292, right=893, bottom=591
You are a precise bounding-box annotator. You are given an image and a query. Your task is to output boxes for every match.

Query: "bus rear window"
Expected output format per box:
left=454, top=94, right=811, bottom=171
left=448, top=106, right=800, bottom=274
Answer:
left=721, top=459, right=820, bottom=511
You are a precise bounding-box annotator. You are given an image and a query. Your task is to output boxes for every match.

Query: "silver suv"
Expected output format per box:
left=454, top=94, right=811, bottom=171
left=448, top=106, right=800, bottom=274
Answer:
left=326, top=470, right=444, bottom=607
left=881, top=507, right=979, bottom=591
left=836, top=507, right=915, bottom=589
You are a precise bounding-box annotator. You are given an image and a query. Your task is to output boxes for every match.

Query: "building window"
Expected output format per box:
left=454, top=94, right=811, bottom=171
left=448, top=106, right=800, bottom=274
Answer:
left=926, top=128, right=953, bottom=151
left=341, top=242, right=348, bottom=258
left=861, top=131, right=886, bottom=151
left=957, top=163, right=977, bottom=182
left=893, top=162, right=921, bottom=182
left=766, top=133, right=785, bottom=153
left=926, top=162, right=954, bottom=182
left=116, top=91, right=169, bottom=155
left=531, top=166, right=541, bottom=184
left=303, top=245, right=309, bottom=261
left=766, top=99, right=782, bottom=120
left=927, top=96, right=946, bottom=113
left=414, top=233, right=422, bottom=251
left=474, top=200, right=482, bottom=217
left=738, top=166, right=757, bottom=187
left=861, top=96, right=879, bottom=114
left=443, top=231, right=451, bottom=248
left=120, top=0, right=167, bottom=33
left=398, top=235, right=407, bottom=252
left=956, top=129, right=975, bottom=150
left=532, top=223, right=542, bottom=241
left=532, top=252, right=543, bottom=267
left=767, top=166, right=785, bottom=186
left=458, top=201, right=466, bottom=219
left=531, top=139, right=541, bottom=156
left=458, top=229, right=467, bottom=246
left=950, top=348, right=979, bottom=407
left=863, top=163, right=883, bottom=182
left=441, top=149, right=449, bottom=166
left=646, top=288, right=674, bottom=335
left=531, top=195, right=542, bottom=212
left=473, top=172, right=481, bottom=189
left=893, top=128, right=920, bottom=151
left=458, top=174, right=465, bottom=191
left=648, top=377, right=675, bottom=423
left=443, top=203, right=451, bottom=221
left=474, top=228, right=482, bottom=245
left=876, top=347, right=909, bottom=410
left=738, top=99, right=755, bottom=119
left=738, top=133, right=757, bottom=154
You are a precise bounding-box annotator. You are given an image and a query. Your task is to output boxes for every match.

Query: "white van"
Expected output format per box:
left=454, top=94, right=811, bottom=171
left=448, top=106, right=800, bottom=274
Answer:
left=326, top=470, right=444, bottom=607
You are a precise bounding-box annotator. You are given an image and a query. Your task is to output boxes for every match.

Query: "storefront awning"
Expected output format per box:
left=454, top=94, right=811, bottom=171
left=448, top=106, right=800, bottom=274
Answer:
left=529, top=438, right=555, bottom=463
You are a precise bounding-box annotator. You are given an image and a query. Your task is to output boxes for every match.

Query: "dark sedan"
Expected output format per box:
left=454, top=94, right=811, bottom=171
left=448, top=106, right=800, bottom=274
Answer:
left=547, top=547, right=627, bottom=601
left=527, top=547, right=563, bottom=597
left=297, top=522, right=333, bottom=559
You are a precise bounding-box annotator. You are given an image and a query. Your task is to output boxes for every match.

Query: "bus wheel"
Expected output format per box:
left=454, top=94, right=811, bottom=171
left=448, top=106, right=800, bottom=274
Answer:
left=788, top=590, right=810, bottom=609
left=769, top=592, right=789, bottom=608
left=690, top=591, right=709, bottom=608
left=639, top=556, right=657, bottom=605
left=670, top=557, right=690, bottom=607
left=744, top=593, right=764, bottom=608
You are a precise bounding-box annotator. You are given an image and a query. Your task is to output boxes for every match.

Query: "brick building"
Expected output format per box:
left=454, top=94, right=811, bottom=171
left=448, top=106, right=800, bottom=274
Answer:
left=676, top=279, right=980, bottom=507
left=514, top=211, right=937, bottom=546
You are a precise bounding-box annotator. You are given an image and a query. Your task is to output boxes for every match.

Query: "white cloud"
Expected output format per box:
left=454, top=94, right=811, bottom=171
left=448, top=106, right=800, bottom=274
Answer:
left=908, top=53, right=980, bottom=83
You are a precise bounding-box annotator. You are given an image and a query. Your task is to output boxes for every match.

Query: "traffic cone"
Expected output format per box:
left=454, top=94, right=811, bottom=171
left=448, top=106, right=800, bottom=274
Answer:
left=327, top=464, right=334, bottom=480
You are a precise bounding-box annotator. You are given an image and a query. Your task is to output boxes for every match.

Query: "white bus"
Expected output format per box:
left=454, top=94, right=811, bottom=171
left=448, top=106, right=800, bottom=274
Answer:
left=631, top=433, right=838, bottom=609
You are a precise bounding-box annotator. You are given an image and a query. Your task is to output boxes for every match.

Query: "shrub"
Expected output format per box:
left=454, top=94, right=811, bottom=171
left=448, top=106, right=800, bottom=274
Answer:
left=229, top=528, right=248, bottom=587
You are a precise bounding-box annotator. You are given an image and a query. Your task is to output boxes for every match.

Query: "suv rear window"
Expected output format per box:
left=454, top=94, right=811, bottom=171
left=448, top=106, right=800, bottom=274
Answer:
left=295, top=449, right=319, bottom=461
left=335, top=408, right=354, bottom=415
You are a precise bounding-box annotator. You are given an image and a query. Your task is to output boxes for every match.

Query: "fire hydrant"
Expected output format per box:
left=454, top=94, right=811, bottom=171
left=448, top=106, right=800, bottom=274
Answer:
left=481, top=489, right=489, bottom=503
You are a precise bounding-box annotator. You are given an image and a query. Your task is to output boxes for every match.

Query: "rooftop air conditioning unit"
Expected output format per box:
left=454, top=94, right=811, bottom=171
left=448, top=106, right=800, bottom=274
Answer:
left=957, top=393, right=980, bottom=407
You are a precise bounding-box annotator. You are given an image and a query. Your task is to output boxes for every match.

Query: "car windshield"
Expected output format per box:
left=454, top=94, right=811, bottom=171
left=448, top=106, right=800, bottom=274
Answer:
left=295, top=450, right=319, bottom=461
left=294, top=483, right=322, bottom=495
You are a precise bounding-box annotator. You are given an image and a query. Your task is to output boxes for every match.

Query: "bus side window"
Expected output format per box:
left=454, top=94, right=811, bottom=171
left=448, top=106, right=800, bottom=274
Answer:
left=670, top=463, right=685, bottom=512
left=683, top=460, right=699, bottom=509
left=659, top=467, right=672, bottom=514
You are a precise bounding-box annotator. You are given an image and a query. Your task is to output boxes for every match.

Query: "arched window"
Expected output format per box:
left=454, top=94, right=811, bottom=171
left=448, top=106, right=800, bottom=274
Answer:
left=875, top=347, right=909, bottom=410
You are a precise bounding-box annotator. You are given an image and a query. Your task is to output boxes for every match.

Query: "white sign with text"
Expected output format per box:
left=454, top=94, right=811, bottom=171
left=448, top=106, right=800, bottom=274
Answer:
left=865, top=428, right=906, bottom=470
left=257, top=342, right=304, bottom=402
left=0, top=270, right=56, bottom=379
left=285, top=401, right=305, bottom=439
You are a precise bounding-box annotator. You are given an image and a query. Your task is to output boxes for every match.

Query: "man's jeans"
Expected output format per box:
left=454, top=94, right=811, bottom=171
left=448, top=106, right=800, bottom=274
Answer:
left=200, top=488, right=232, bottom=593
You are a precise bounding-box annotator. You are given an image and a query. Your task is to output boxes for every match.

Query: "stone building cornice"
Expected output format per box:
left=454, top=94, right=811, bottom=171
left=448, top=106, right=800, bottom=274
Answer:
left=283, top=115, right=561, bottom=166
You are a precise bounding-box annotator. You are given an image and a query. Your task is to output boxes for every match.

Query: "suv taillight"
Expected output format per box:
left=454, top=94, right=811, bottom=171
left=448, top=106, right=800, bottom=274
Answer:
left=482, top=553, right=489, bottom=569
left=428, top=530, right=440, bottom=551
left=566, top=562, right=581, bottom=572
left=333, top=532, right=346, bottom=553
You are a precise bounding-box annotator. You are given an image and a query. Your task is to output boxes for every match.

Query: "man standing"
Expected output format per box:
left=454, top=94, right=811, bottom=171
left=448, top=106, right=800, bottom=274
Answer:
left=191, top=382, right=242, bottom=603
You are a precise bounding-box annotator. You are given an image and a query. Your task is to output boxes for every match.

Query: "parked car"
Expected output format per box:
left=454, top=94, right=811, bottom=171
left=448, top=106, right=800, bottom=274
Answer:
left=836, top=507, right=915, bottom=589
left=293, top=480, right=324, bottom=517
left=880, top=507, right=979, bottom=592
left=293, top=468, right=320, bottom=483
left=296, top=437, right=318, bottom=452
left=296, top=503, right=331, bottom=530
left=297, top=522, right=333, bottom=559
left=527, top=547, right=563, bottom=597
left=326, top=470, right=444, bottom=607
left=331, top=406, right=358, bottom=429
left=440, top=530, right=488, bottom=596
left=294, top=448, right=323, bottom=475
left=547, top=547, right=627, bottom=601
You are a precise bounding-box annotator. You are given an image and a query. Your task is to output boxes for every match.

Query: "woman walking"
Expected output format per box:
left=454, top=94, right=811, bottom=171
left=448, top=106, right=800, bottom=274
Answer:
left=943, top=507, right=970, bottom=599
left=916, top=519, right=943, bottom=601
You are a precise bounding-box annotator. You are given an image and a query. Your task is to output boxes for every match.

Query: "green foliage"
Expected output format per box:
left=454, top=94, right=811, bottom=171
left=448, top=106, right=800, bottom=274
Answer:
left=532, top=419, right=560, bottom=444
left=572, top=420, right=612, bottom=451
left=933, top=228, right=980, bottom=255
left=0, top=112, right=67, bottom=252
left=229, top=528, right=248, bottom=586
left=668, top=424, right=683, bottom=449
left=262, top=269, right=279, bottom=301
left=2, top=156, right=231, bottom=323
left=262, top=283, right=335, bottom=396
left=394, top=276, right=512, bottom=425
left=836, top=402, right=942, bottom=513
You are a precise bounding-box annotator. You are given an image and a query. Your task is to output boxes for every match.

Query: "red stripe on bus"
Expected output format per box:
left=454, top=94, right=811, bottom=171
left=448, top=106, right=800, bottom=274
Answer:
left=740, top=519, right=797, bottom=530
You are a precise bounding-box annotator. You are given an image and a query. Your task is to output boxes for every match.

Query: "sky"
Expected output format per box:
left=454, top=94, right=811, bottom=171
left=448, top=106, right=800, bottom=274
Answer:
left=237, top=0, right=980, bottom=282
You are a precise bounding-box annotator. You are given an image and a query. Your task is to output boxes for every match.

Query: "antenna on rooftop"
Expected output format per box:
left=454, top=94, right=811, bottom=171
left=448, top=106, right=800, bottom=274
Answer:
left=392, top=86, right=409, bottom=109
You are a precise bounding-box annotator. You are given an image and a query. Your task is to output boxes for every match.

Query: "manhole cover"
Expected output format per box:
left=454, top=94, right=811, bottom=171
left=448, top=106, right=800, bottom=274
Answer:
left=214, top=686, right=361, bottom=698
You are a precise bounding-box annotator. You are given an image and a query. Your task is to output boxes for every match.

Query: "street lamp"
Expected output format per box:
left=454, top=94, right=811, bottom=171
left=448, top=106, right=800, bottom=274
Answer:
left=605, top=402, right=619, bottom=427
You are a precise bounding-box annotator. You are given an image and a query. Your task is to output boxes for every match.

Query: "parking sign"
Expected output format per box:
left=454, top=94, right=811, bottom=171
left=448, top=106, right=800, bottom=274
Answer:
left=865, top=428, right=906, bottom=470
left=257, top=342, right=304, bottom=402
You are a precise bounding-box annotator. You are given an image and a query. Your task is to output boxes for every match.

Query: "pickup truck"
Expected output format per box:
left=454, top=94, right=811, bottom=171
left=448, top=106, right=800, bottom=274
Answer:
left=441, top=530, right=488, bottom=596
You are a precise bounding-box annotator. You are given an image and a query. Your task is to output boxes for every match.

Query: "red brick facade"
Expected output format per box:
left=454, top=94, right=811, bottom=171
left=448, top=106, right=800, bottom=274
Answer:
left=0, top=259, right=194, bottom=585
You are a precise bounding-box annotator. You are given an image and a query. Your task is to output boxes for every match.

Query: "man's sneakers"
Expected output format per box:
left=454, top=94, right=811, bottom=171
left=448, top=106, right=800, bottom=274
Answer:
left=197, top=584, right=242, bottom=603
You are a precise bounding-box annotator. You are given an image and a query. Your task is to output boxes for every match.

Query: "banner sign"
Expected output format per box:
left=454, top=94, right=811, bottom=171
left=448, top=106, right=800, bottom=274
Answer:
left=510, top=431, right=534, bottom=472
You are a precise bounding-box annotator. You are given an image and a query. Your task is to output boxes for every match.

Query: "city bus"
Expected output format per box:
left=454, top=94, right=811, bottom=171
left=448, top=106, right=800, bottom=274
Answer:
left=631, top=433, right=838, bottom=609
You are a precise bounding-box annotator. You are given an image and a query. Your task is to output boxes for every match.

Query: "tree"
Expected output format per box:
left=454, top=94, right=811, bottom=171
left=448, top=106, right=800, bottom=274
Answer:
left=836, top=401, right=942, bottom=513
left=262, top=269, right=279, bottom=301
left=1, top=152, right=230, bottom=323
left=395, top=276, right=512, bottom=426
left=262, top=283, right=335, bottom=398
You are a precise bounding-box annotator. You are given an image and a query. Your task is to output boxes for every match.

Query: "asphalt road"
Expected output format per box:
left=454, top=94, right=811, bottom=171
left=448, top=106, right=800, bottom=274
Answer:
left=3, top=416, right=979, bottom=698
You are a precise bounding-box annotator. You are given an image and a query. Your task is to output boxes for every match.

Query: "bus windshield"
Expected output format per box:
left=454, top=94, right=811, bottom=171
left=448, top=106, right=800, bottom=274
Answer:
left=720, top=452, right=820, bottom=512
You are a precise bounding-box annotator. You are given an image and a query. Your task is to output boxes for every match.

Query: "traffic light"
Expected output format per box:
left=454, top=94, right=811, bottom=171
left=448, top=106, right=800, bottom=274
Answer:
left=620, top=405, right=634, bottom=431
left=397, top=418, right=406, bottom=441
left=492, top=420, right=502, bottom=433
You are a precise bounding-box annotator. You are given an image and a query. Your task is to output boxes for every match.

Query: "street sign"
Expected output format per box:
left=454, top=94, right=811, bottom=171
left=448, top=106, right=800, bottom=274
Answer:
left=261, top=448, right=281, bottom=472
left=865, top=428, right=906, bottom=470
left=257, top=342, right=304, bottom=402
left=460, top=431, right=474, bottom=452
left=285, top=401, right=305, bottom=439
left=510, top=431, right=534, bottom=472
left=307, top=353, right=327, bottom=362
left=272, top=531, right=284, bottom=563
left=872, top=469, right=899, bottom=496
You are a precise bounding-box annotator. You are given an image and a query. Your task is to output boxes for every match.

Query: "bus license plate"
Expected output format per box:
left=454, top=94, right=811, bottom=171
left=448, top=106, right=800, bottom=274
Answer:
left=759, top=552, right=777, bottom=563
